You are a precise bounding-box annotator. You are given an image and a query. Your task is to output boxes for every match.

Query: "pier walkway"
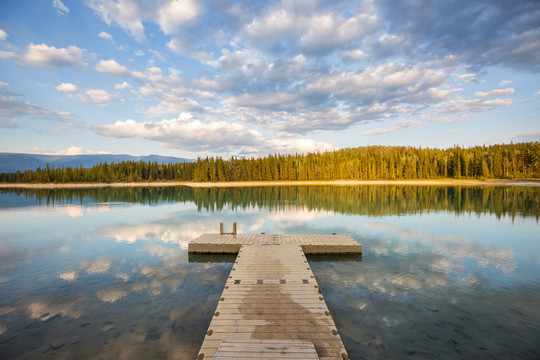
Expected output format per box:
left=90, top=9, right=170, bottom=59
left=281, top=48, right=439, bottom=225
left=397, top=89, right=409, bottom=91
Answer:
left=189, top=232, right=361, bottom=360
left=188, top=233, right=362, bottom=255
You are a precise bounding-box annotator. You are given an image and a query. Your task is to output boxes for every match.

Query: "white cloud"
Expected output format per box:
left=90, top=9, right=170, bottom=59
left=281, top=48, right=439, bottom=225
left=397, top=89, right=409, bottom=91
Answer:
left=303, top=63, right=447, bottom=102
left=61, top=146, right=88, bottom=155
left=136, top=84, right=197, bottom=116
left=96, top=112, right=264, bottom=152
left=86, top=0, right=146, bottom=41
left=114, top=81, right=131, bottom=89
left=474, top=88, right=515, bottom=97
left=98, top=31, right=112, bottom=41
left=78, top=89, right=122, bottom=105
left=30, top=146, right=111, bottom=155
left=191, top=48, right=213, bottom=62
left=79, top=89, right=111, bottom=103
left=457, top=73, right=476, bottom=80
left=434, top=96, right=512, bottom=115
left=371, top=33, right=408, bottom=56
left=0, top=50, right=17, bottom=60
left=96, top=112, right=335, bottom=155
left=455, top=73, right=478, bottom=84
left=96, top=62, right=189, bottom=115
left=208, top=47, right=266, bottom=74
left=245, top=9, right=297, bottom=42
left=95, top=59, right=128, bottom=76
left=341, top=49, right=370, bottom=62
left=167, top=38, right=187, bottom=54
left=95, top=59, right=171, bottom=84
left=0, top=82, right=70, bottom=122
left=0, top=29, right=7, bottom=41
left=245, top=9, right=379, bottom=54
left=499, top=80, right=513, bottom=86
left=263, top=54, right=307, bottom=81
left=226, top=92, right=301, bottom=109
left=134, top=49, right=144, bottom=56
left=52, top=0, right=69, bottom=15
left=535, top=90, right=540, bottom=96
left=300, top=13, right=379, bottom=53
left=196, top=61, right=463, bottom=136
left=56, top=82, right=78, bottom=92
left=264, top=138, right=334, bottom=155
left=156, top=0, right=199, bottom=34
left=98, top=31, right=114, bottom=43
left=250, top=107, right=356, bottom=135
left=23, top=43, right=86, bottom=68
left=145, top=89, right=189, bottom=106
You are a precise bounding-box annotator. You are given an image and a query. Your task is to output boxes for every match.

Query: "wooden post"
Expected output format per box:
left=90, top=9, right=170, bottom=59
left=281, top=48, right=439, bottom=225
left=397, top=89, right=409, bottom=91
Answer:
left=219, top=222, right=237, bottom=235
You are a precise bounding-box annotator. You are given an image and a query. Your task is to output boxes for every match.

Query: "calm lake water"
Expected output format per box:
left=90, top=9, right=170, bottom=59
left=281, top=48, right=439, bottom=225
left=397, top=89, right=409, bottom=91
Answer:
left=0, top=185, right=539, bottom=359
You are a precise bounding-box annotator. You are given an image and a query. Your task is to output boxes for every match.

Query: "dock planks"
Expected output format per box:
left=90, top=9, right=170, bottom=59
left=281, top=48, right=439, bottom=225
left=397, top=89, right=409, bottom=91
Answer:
left=196, top=243, right=349, bottom=360
left=213, top=339, right=319, bottom=359
left=188, top=234, right=362, bottom=254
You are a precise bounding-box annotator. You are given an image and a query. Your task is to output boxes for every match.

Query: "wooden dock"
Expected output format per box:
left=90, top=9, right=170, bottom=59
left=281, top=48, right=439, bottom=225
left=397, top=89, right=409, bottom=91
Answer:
left=188, top=233, right=362, bottom=254
left=189, top=232, right=360, bottom=360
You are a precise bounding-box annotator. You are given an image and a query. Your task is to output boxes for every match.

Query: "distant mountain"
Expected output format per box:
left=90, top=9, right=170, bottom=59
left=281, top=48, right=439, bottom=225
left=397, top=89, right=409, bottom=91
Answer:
left=0, top=153, right=193, bottom=173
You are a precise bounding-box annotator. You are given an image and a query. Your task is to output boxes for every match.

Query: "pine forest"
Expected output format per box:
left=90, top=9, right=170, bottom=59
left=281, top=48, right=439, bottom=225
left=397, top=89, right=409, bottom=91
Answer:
left=1, top=142, right=539, bottom=183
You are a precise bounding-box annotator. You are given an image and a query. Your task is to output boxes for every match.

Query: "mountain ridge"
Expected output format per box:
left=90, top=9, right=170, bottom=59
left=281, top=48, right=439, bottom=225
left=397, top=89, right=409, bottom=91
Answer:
left=0, top=153, right=193, bottom=173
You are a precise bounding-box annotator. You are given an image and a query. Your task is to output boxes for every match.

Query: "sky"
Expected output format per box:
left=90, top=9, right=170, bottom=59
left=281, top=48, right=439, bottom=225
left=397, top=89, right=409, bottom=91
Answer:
left=0, top=0, right=539, bottom=158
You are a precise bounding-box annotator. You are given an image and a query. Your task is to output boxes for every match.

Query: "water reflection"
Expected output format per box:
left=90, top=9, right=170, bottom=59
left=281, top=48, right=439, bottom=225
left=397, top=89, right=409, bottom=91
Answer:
left=187, top=254, right=237, bottom=263
left=362, top=221, right=518, bottom=274
left=314, top=256, right=540, bottom=359
left=0, top=186, right=539, bottom=359
left=2, top=185, right=539, bottom=219
left=98, top=210, right=211, bottom=250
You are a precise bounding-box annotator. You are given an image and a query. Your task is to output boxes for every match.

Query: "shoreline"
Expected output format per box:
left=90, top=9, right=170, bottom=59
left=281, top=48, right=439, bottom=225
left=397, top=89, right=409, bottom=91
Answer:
left=1, top=179, right=540, bottom=189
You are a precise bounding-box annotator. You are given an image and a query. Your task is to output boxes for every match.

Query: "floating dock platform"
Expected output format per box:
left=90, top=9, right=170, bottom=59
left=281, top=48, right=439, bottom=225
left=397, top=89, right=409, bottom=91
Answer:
left=189, top=231, right=361, bottom=360
left=188, top=233, right=362, bottom=255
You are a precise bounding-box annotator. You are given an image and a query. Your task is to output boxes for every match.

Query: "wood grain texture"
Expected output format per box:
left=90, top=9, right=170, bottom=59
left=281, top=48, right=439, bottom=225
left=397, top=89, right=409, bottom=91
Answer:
left=196, top=244, right=349, bottom=360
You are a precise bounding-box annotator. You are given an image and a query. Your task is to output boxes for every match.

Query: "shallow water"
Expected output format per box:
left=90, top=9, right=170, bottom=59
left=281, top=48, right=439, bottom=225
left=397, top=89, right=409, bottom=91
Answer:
left=0, top=186, right=539, bottom=359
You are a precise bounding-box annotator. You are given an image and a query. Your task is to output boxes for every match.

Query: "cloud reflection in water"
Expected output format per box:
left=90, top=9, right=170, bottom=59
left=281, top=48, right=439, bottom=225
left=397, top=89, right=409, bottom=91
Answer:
left=0, top=186, right=539, bottom=360
left=363, top=221, right=517, bottom=274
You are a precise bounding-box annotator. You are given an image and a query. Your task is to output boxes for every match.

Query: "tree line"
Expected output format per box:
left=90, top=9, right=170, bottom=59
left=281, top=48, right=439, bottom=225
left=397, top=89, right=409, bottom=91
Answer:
left=1, top=142, right=539, bottom=183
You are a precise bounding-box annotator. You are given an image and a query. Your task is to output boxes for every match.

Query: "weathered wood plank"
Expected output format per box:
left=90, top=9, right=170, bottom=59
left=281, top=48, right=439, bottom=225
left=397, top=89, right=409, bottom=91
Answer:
left=188, top=233, right=361, bottom=254
left=196, top=243, right=349, bottom=360
left=213, top=339, right=319, bottom=359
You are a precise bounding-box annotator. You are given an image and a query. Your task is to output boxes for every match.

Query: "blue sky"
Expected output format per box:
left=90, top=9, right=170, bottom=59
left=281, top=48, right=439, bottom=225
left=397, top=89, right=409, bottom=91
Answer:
left=0, top=0, right=539, bottom=158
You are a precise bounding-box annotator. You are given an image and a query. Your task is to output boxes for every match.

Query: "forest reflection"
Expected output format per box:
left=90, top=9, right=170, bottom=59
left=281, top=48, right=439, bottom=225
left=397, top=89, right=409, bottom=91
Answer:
left=2, top=185, right=539, bottom=220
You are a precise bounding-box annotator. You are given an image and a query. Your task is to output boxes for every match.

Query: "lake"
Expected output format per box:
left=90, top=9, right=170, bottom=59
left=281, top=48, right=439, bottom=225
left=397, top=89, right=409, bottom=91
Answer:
left=0, top=185, right=539, bottom=359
